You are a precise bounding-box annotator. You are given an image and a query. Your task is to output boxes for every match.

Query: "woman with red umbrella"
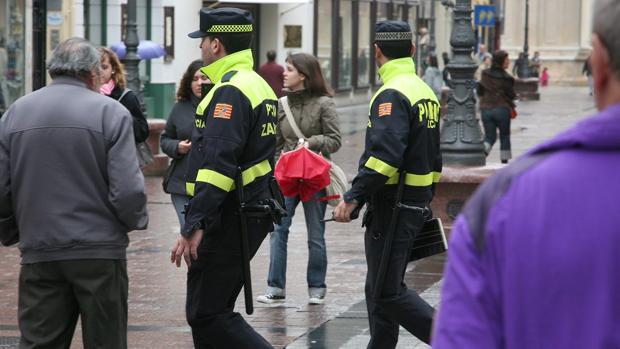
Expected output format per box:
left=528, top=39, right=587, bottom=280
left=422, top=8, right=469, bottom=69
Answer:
left=257, top=53, right=341, bottom=305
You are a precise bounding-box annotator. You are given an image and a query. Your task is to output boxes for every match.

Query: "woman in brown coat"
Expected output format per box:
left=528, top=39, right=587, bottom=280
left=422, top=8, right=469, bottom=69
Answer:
left=257, top=53, right=341, bottom=305
left=478, top=50, right=517, bottom=163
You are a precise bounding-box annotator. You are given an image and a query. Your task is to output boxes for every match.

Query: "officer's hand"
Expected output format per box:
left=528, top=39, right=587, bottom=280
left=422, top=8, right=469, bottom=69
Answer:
left=333, top=201, right=358, bottom=223
left=170, top=229, right=204, bottom=268
left=177, top=139, right=192, bottom=155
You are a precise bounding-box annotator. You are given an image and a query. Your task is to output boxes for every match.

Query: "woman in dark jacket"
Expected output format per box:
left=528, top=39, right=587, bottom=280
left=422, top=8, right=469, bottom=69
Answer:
left=99, top=47, right=149, bottom=143
left=478, top=50, right=517, bottom=164
left=160, top=60, right=209, bottom=228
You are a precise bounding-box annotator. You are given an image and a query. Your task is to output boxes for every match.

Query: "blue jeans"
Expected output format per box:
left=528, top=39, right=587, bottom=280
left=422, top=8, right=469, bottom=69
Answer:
left=171, top=194, right=190, bottom=232
left=267, top=190, right=328, bottom=295
left=481, top=106, right=512, bottom=161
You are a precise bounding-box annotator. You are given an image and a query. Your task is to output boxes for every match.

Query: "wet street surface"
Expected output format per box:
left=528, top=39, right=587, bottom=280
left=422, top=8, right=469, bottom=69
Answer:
left=0, top=86, right=594, bottom=348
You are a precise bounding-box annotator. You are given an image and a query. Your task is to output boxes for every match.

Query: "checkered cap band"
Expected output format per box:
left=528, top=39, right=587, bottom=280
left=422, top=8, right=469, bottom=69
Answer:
left=375, top=31, right=413, bottom=41
left=207, top=24, right=253, bottom=33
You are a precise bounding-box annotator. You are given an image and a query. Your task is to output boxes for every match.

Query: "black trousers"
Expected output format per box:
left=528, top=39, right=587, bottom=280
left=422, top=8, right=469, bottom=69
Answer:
left=364, top=200, right=434, bottom=349
left=186, top=211, right=273, bottom=349
left=18, top=259, right=128, bottom=349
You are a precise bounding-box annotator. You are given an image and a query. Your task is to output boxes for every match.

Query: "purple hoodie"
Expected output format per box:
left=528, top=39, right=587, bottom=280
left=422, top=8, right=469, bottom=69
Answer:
left=432, top=103, right=620, bottom=348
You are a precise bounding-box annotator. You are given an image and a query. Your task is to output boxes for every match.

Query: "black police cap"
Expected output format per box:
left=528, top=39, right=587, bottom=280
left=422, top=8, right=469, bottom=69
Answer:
left=188, top=7, right=253, bottom=38
left=375, top=20, right=412, bottom=41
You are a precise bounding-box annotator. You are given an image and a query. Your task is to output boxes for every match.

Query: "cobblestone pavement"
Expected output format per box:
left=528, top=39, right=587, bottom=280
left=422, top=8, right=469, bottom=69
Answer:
left=0, top=86, right=594, bottom=348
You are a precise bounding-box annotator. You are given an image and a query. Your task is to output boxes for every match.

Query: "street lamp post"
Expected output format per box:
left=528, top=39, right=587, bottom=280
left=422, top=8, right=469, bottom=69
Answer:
left=439, top=0, right=486, bottom=166
left=522, top=0, right=530, bottom=77
left=429, top=0, right=436, bottom=55
left=33, top=0, right=47, bottom=91
left=123, top=0, right=142, bottom=96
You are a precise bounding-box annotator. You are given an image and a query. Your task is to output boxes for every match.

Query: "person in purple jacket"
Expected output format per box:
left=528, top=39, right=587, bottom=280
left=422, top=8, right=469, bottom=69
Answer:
left=432, top=0, right=620, bottom=348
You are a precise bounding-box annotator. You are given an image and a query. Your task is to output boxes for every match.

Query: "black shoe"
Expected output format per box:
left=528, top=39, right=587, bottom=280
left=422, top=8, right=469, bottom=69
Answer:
left=501, top=160, right=508, bottom=164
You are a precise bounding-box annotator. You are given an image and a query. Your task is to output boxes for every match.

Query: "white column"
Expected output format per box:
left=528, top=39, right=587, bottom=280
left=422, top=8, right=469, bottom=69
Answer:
left=73, top=0, right=85, bottom=38
left=579, top=0, right=593, bottom=50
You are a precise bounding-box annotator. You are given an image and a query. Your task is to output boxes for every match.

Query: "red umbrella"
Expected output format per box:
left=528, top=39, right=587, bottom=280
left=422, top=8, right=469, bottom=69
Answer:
left=275, top=147, right=331, bottom=202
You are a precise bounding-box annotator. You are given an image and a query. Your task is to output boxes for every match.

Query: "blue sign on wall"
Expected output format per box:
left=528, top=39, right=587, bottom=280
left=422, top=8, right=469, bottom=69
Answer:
left=474, top=5, right=496, bottom=27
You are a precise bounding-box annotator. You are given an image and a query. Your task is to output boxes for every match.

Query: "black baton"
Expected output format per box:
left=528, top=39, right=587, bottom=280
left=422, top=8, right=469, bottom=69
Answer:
left=236, top=168, right=254, bottom=315
left=373, top=171, right=406, bottom=301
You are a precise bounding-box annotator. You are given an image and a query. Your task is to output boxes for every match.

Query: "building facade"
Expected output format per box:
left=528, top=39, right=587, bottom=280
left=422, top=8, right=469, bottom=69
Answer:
left=0, top=0, right=204, bottom=118
left=0, top=0, right=27, bottom=113
left=500, top=0, right=592, bottom=84
left=0, top=0, right=593, bottom=115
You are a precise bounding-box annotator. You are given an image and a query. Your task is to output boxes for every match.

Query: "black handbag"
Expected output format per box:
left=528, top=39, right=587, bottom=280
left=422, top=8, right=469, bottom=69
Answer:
left=136, top=141, right=154, bottom=168
left=118, top=89, right=153, bottom=168
left=162, top=159, right=177, bottom=194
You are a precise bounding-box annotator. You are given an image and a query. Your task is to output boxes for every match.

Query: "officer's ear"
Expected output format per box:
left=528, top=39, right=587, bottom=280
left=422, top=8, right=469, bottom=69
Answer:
left=374, top=43, right=386, bottom=67
left=410, top=43, right=416, bottom=58
left=211, top=37, right=227, bottom=56
left=374, top=43, right=382, bottom=61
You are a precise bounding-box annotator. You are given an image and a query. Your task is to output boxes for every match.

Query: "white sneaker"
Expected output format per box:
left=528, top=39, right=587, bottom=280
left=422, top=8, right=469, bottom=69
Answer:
left=256, top=294, right=285, bottom=304
left=308, top=294, right=325, bottom=305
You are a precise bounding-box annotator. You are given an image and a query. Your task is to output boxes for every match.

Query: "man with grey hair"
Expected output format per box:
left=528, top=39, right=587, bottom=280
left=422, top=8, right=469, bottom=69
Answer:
left=432, top=0, right=620, bottom=347
left=0, top=37, right=147, bottom=348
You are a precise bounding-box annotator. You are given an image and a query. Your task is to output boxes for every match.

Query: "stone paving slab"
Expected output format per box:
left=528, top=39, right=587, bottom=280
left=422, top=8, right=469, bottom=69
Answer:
left=286, top=256, right=445, bottom=349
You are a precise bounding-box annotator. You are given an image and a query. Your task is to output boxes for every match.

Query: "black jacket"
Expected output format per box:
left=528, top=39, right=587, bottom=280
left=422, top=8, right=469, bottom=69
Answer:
left=161, top=96, right=200, bottom=195
left=182, top=50, right=278, bottom=237
left=344, top=58, right=442, bottom=205
left=108, top=85, right=149, bottom=143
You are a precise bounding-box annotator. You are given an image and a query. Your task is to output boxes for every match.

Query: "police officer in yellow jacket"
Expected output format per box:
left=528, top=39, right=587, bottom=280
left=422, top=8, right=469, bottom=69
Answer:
left=334, top=20, right=441, bottom=348
left=170, top=8, right=277, bottom=348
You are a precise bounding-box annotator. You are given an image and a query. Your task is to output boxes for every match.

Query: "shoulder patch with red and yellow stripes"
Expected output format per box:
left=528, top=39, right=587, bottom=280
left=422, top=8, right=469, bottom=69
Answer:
left=213, top=103, right=233, bottom=119
left=377, top=102, right=392, bottom=117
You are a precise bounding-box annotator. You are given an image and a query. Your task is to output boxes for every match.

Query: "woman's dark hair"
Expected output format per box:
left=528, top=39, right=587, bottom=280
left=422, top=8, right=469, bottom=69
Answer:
left=177, top=59, right=204, bottom=101
left=428, top=54, right=438, bottom=68
left=286, top=53, right=333, bottom=97
left=492, top=50, right=509, bottom=70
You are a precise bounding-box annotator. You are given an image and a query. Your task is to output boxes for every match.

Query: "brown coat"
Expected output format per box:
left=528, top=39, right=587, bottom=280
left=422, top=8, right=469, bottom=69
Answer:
left=276, top=89, right=341, bottom=160
left=478, top=68, right=517, bottom=110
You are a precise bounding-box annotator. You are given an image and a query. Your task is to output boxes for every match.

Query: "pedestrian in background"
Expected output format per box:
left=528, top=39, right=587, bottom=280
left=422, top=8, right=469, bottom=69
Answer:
left=259, top=50, right=285, bottom=98
left=583, top=54, right=594, bottom=95
left=171, top=8, right=279, bottom=348
left=0, top=37, right=148, bottom=349
left=423, top=54, right=443, bottom=99
left=433, top=1, right=620, bottom=347
left=530, top=50, right=541, bottom=77
left=478, top=50, right=517, bottom=164
left=476, top=43, right=492, bottom=64
left=441, top=51, right=451, bottom=87
left=334, top=20, right=441, bottom=348
left=99, top=47, right=149, bottom=144
left=161, top=59, right=209, bottom=229
left=257, top=52, right=341, bottom=305
left=541, top=67, right=550, bottom=87
left=512, top=52, right=527, bottom=78
left=474, top=56, right=492, bottom=82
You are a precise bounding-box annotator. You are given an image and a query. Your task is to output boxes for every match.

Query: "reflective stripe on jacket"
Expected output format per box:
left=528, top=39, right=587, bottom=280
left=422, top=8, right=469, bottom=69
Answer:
left=182, top=49, right=278, bottom=236
left=345, top=57, right=442, bottom=204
